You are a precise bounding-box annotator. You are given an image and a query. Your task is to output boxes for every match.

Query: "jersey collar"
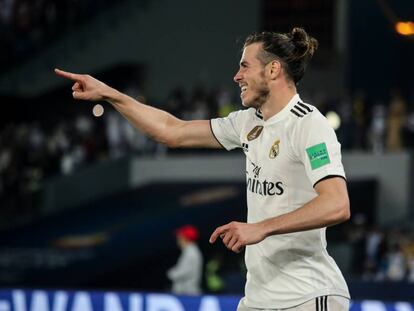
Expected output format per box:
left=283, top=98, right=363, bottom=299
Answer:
left=258, top=94, right=301, bottom=125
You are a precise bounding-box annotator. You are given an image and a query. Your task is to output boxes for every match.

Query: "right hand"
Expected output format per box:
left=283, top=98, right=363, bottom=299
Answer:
left=54, top=68, right=112, bottom=101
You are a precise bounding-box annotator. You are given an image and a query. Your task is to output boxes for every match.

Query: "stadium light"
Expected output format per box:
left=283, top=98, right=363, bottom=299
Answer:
left=325, top=111, right=341, bottom=130
left=92, top=104, right=104, bottom=117
left=395, top=21, right=414, bottom=36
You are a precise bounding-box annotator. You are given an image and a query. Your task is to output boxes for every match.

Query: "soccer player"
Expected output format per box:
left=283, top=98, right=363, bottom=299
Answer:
left=55, top=27, right=351, bottom=311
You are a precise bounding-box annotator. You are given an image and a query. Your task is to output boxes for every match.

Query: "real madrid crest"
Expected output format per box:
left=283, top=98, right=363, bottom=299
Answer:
left=269, top=139, right=280, bottom=159
left=247, top=126, right=264, bottom=141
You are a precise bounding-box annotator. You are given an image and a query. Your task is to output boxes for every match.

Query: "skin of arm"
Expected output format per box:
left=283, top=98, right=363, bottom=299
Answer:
left=54, top=68, right=221, bottom=149
left=209, top=177, right=350, bottom=253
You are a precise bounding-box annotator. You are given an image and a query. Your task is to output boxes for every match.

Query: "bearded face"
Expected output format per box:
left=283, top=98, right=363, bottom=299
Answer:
left=234, top=43, right=272, bottom=109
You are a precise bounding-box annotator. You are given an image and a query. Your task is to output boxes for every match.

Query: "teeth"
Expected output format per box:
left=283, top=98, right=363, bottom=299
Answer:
left=241, top=86, right=247, bottom=92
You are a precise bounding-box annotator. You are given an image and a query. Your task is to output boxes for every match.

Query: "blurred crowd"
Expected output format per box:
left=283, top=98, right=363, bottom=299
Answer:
left=303, top=88, right=414, bottom=153
left=0, top=85, right=240, bottom=224
left=348, top=219, right=414, bottom=283
left=0, top=114, right=108, bottom=222
left=0, top=0, right=116, bottom=72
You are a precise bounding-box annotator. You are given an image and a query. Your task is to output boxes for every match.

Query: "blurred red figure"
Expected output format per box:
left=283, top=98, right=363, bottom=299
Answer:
left=167, top=225, right=203, bottom=295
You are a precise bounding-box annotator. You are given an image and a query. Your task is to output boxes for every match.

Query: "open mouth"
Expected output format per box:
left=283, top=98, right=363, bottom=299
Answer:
left=241, top=86, right=247, bottom=96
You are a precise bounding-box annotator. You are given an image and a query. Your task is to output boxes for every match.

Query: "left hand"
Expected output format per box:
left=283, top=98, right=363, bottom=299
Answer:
left=209, top=221, right=267, bottom=253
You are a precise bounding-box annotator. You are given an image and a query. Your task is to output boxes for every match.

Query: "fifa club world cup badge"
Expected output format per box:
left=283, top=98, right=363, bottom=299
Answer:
left=247, top=126, right=264, bottom=141
left=269, top=139, right=280, bottom=159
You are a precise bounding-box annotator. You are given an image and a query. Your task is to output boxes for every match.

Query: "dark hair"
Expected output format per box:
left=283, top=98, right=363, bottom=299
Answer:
left=244, top=27, right=318, bottom=84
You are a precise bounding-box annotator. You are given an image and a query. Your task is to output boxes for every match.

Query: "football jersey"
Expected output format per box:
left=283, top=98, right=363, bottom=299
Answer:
left=210, top=94, right=350, bottom=309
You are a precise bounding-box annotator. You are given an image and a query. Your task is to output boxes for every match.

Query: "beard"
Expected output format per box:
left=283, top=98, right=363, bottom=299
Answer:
left=241, top=83, right=270, bottom=109
left=241, top=70, right=270, bottom=109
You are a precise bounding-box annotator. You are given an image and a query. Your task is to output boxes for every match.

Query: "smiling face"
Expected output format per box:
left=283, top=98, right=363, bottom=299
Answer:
left=234, top=43, right=271, bottom=109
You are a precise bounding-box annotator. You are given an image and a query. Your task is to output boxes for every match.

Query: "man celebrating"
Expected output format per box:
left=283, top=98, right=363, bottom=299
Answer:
left=56, top=27, right=351, bottom=311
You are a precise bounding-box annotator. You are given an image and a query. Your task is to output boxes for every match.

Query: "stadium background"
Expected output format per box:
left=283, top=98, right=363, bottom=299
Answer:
left=0, top=0, right=414, bottom=310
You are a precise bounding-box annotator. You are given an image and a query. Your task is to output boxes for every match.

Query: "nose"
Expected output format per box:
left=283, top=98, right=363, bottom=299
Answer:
left=234, top=69, right=242, bottom=83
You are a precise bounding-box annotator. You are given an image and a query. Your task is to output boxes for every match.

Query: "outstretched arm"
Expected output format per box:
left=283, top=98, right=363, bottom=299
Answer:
left=55, top=69, right=222, bottom=149
left=209, top=177, right=350, bottom=253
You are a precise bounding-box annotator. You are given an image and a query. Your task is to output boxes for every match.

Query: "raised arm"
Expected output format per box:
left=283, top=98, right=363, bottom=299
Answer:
left=54, top=69, right=222, bottom=149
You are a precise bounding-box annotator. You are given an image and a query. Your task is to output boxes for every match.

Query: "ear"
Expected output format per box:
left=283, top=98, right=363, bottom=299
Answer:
left=268, top=60, right=281, bottom=80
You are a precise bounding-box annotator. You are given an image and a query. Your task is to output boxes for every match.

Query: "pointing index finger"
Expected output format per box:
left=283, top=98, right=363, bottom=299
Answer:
left=54, top=68, right=83, bottom=82
left=209, top=224, right=229, bottom=244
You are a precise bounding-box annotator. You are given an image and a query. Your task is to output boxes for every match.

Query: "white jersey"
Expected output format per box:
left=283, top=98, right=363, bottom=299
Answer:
left=210, top=94, right=350, bottom=309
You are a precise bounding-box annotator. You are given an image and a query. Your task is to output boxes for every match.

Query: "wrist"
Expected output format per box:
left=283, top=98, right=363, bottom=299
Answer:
left=258, top=219, right=272, bottom=238
left=259, top=217, right=281, bottom=238
left=104, top=87, right=123, bottom=104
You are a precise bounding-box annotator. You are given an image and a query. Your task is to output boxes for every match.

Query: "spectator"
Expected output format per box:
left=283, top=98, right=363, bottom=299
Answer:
left=352, top=91, right=369, bottom=150
left=205, top=252, right=225, bottom=293
left=363, top=226, right=386, bottom=280
left=369, top=104, right=386, bottom=154
left=386, top=243, right=406, bottom=281
left=386, top=89, right=406, bottom=151
left=166, top=225, right=203, bottom=295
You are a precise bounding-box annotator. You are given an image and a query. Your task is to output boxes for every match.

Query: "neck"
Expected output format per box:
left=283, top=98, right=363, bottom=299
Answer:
left=260, top=83, right=297, bottom=121
left=180, top=240, right=192, bottom=249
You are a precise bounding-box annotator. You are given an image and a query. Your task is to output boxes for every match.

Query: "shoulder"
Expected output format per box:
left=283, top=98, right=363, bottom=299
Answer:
left=228, top=107, right=257, bottom=119
left=188, top=244, right=203, bottom=257
left=221, top=107, right=260, bottom=124
left=289, top=101, right=328, bottom=130
left=288, top=101, right=336, bottom=146
left=289, top=101, right=315, bottom=120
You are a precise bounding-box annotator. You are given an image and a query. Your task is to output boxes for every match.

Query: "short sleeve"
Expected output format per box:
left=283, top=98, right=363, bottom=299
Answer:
left=292, top=112, right=346, bottom=187
left=210, top=110, right=248, bottom=150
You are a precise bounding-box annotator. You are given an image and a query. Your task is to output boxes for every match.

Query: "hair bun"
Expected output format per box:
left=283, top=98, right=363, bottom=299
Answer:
left=289, top=27, right=318, bottom=59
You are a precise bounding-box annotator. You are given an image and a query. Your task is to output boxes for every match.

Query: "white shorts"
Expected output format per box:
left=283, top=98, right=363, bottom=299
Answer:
left=237, top=295, right=349, bottom=311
